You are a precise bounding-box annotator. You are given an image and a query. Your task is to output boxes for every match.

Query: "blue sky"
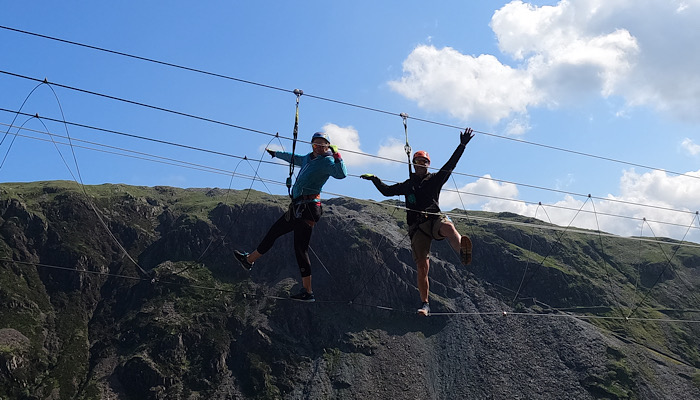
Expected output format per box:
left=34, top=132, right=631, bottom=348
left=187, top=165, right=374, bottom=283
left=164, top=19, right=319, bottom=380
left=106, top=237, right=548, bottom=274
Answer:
left=2, top=1, right=700, bottom=243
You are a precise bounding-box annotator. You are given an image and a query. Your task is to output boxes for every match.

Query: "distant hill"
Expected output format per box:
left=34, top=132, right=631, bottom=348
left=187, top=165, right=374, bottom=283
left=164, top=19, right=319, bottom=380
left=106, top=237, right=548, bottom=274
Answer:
left=1, top=181, right=698, bottom=399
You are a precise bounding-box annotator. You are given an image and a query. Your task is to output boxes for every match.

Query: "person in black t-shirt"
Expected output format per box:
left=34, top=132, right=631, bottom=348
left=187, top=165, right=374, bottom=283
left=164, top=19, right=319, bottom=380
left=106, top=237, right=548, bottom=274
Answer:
left=361, top=128, right=474, bottom=316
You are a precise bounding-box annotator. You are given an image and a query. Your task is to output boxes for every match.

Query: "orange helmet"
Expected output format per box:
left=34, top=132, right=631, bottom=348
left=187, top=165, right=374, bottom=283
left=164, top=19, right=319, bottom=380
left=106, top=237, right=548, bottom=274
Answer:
left=412, top=150, right=430, bottom=163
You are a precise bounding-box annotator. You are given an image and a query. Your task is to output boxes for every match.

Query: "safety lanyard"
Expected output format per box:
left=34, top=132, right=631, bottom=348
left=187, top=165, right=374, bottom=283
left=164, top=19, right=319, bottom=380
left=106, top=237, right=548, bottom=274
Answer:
left=287, top=88, right=303, bottom=198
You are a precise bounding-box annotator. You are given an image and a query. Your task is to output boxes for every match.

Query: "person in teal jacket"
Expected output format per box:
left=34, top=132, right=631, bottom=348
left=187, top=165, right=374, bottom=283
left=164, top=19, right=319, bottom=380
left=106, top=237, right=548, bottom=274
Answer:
left=234, top=132, right=347, bottom=302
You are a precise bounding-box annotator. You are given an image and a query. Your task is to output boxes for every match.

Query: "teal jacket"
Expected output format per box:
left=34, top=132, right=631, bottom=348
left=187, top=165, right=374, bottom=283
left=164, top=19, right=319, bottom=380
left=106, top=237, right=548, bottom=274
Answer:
left=275, top=150, right=347, bottom=200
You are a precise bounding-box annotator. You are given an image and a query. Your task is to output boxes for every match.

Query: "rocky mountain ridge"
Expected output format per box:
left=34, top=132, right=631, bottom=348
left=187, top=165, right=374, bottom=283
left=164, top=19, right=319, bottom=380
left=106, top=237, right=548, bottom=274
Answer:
left=0, top=181, right=698, bottom=399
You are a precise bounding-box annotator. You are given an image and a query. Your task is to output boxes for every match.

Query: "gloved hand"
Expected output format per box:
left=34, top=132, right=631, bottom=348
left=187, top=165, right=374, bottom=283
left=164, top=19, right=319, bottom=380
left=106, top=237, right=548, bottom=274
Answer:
left=266, top=148, right=276, bottom=158
left=330, top=144, right=342, bottom=161
left=460, top=127, right=474, bottom=146
left=360, top=173, right=376, bottom=181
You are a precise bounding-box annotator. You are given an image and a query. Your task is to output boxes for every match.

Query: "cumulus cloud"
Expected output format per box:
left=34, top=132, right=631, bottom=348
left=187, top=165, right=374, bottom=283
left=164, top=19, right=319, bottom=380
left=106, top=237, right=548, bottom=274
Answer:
left=441, top=174, right=520, bottom=210
left=388, top=47, right=540, bottom=124
left=449, top=168, right=700, bottom=242
left=389, top=0, right=700, bottom=124
left=321, top=123, right=366, bottom=167
left=322, top=123, right=413, bottom=168
left=377, top=137, right=410, bottom=164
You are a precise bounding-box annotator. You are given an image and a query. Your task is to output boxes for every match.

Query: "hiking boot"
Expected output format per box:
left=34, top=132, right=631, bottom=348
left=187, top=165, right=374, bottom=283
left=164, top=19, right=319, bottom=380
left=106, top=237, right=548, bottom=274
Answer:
left=290, top=289, right=315, bottom=302
left=417, top=302, right=430, bottom=316
left=234, top=250, right=254, bottom=271
left=460, top=235, right=472, bottom=265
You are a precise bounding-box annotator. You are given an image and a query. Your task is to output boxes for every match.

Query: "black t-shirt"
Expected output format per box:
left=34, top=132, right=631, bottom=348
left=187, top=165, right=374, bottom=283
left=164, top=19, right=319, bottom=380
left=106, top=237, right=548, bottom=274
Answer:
left=370, top=143, right=466, bottom=225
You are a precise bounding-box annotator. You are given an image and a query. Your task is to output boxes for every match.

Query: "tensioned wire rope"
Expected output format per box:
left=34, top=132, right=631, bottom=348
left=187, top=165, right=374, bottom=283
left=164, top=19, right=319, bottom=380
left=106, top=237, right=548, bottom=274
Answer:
left=4, top=118, right=700, bottom=245
left=9, top=116, right=699, bottom=315
left=1, top=25, right=699, bottom=183
left=2, top=59, right=696, bottom=330
left=3, top=72, right=700, bottom=216
left=3, top=257, right=699, bottom=325
left=1, top=79, right=698, bottom=222
left=0, top=82, right=152, bottom=278
left=4, top=82, right=699, bottom=309
left=5, top=257, right=696, bottom=369
left=4, top=120, right=698, bottom=322
left=3, top=104, right=700, bottom=242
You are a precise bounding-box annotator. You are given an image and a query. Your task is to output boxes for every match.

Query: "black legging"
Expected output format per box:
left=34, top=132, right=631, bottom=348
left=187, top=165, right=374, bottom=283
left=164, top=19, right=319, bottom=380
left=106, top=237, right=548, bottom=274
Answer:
left=256, top=202, right=322, bottom=277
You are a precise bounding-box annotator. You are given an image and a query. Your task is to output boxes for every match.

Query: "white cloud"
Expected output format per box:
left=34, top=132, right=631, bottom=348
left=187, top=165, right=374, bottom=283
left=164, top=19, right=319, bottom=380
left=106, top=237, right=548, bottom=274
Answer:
left=388, top=46, right=540, bottom=124
left=681, top=138, right=700, bottom=156
left=323, top=124, right=413, bottom=168
left=321, top=123, right=366, bottom=167
left=452, top=168, right=700, bottom=242
left=389, top=0, right=700, bottom=124
left=377, top=137, right=410, bottom=164
left=441, top=174, right=519, bottom=210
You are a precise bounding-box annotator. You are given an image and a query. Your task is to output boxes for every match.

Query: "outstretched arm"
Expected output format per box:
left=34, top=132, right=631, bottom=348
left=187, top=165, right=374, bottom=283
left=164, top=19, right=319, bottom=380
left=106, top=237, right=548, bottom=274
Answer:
left=274, top=151, right=305, bottom=167
left=438, top=127, right=474, bottom=175
left=361, top=174, right=410, bottom=197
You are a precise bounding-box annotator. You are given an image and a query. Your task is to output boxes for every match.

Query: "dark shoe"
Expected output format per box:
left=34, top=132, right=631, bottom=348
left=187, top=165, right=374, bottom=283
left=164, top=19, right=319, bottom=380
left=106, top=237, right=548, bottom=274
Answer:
left=417, top=302, right=430, bottom=316
left=460, top=235, right=472, bottom=265
left=234, top=250, right=253, bottom=271
left=290, top=289, right=315, bottom=302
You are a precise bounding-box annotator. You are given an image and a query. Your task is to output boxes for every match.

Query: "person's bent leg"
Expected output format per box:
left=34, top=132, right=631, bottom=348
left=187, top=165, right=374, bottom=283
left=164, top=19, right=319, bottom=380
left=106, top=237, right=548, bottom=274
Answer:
left=438, top=220, right=471, bottom=264
left=249, top=212, right=294, bottom=263
left=438, top=220, right=462, bottom=253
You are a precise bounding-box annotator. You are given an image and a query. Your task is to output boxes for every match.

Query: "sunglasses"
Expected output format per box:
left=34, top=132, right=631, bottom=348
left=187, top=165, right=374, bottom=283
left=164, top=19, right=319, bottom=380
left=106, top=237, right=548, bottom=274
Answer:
left=312, top=142, right=329, bottom=147
left=413, top=158, right=430, bottom=165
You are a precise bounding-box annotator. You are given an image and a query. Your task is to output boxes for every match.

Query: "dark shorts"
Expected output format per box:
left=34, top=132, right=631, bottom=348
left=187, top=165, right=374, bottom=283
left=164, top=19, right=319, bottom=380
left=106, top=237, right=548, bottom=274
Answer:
left=409, top=214, right=450, bottom=263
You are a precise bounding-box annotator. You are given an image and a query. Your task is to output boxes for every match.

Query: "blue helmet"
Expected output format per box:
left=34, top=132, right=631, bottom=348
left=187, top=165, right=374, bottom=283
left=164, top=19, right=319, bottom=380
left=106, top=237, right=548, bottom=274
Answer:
left=311, top=131, right=330, bottom=144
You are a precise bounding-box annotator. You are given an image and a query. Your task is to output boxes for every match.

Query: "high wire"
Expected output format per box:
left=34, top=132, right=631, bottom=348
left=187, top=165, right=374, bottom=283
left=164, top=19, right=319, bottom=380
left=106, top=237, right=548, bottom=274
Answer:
left=2, top=91, right=699, bottom=221
left=5, top=120, right=700, bottom=245
left=3, top=257, right=699, bottom=325
left=2, top=25, right=698, bottom=182
left=7, top=113, right=700, bottom=326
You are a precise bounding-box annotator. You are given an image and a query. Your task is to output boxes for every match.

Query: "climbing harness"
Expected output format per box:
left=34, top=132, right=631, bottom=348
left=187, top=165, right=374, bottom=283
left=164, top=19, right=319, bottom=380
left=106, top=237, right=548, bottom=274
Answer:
left=287, top=88, right=303, bottom=198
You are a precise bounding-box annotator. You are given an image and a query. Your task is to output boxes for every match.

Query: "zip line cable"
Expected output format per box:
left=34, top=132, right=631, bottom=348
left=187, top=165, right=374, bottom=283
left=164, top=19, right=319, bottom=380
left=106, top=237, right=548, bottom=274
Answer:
left=1, top=72, right=698, bottom=220
left=5, top=116, right=700, bottom=324
left=2, top=83, right=698, bottom=221
left=2, top=25, right=698, bottom=183
left=5, top=121, right=700, bottom=247
left=4, top=87, right=697, bottom=325
left=8, top=96, right=696, bottom=312
left=6, top=116, right=700, bottom=238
